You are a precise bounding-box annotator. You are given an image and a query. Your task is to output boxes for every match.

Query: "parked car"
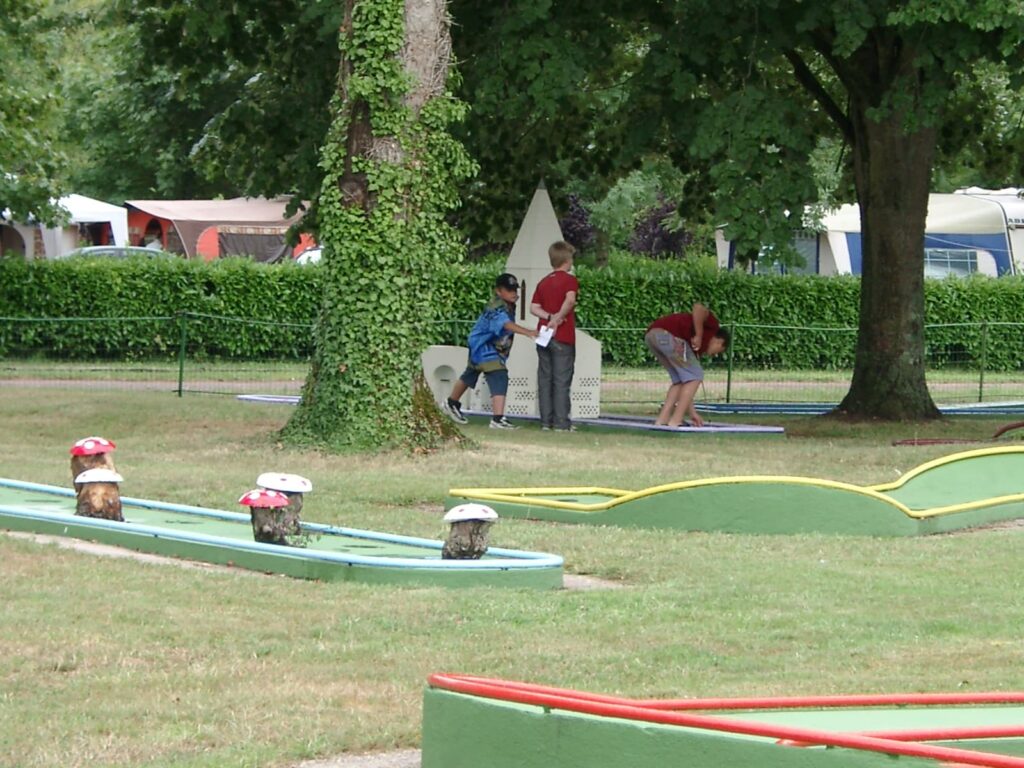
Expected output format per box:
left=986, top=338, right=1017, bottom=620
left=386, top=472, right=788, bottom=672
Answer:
left=61, top=245, right=175, bottom=259
left=294, top=246, right=322, bottom=265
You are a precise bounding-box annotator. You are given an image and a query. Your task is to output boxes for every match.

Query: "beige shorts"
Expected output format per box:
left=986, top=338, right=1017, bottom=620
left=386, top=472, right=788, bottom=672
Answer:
left=645, top=328, right=704, bottom=384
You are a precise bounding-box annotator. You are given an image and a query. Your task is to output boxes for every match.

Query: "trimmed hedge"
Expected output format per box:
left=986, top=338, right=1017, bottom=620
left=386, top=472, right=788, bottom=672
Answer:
left=0, top=257, right=321, bottom=360
left=2, top=255, right=1023, bottom=370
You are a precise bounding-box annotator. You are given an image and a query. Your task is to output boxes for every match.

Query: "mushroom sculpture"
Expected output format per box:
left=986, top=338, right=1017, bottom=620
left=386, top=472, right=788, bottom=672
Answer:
left=70, top=436, right=117, bottom=492
left=238, top=488, right=292, bottom=545
left=442, top=503, right=498, bottom=560
left=256, top=472, right=312, bottom=541
left=74, top=468, right=125, bottom=521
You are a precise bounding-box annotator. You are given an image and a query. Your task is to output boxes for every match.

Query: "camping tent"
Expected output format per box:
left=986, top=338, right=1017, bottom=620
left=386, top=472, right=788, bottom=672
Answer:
left=125, top=198, right=308, bottom=261
left=1, top=193, right=129, bottom=259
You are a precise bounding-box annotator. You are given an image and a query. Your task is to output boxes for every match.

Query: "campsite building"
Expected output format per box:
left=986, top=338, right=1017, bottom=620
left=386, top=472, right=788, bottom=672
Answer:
left=716, top=188, right=1024, bottom=278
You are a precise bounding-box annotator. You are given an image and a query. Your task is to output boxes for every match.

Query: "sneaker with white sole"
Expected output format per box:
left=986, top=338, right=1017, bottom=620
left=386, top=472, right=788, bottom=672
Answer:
left=441, top=400, right=468, bottom=424
left=489, top=416, right=518, bottom=430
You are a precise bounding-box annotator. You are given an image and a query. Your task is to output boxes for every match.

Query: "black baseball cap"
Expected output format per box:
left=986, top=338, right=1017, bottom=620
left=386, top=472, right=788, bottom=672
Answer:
left=495, top=273, right=520, bottom=291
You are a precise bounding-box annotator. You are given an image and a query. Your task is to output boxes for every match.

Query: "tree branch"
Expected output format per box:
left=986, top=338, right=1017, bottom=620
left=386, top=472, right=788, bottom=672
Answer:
left=783, top=48, right=853, bottom=143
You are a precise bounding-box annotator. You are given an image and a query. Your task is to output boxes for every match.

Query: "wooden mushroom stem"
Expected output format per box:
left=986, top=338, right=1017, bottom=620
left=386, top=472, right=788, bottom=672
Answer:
left=442, top=519, right=494, bottom=560
left=75, top=482, right=123, bottom=522
left=249, top=494, right=303, bottom=546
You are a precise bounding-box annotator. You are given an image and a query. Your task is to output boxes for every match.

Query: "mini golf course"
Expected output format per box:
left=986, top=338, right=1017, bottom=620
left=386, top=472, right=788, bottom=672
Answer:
left=423, top=675, right=1024, bottom=768
left=0, top=479, right=563, bottom=588
left=447, top=446, right=1024, bottom=535
left=236, top=396, right=785, bottom=435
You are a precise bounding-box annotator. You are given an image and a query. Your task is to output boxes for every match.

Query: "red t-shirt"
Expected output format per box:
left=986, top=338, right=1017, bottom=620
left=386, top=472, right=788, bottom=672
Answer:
left=647, top=312, right=720, bottom=355
left=532, top=270, right=579, bottom=345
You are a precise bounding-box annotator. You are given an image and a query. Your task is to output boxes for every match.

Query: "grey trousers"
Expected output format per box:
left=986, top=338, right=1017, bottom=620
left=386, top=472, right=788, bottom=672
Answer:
left=537, top=339, right=575, bottom=429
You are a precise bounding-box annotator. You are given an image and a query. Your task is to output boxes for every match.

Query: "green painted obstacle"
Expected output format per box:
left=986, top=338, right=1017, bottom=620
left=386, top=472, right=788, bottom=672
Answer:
left=423, top=675, right=1024, bottom=768
left=447, top=446, right=1024, bottom=535
left=0, top=479, right=563, bottom=589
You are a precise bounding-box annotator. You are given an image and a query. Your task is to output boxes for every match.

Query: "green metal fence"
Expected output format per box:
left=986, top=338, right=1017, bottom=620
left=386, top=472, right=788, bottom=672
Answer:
left=1, top=314, right=1022, bottom=407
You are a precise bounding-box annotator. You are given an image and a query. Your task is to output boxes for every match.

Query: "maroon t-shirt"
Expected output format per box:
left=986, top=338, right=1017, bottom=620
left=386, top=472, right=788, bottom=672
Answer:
left=647, top=312, right=720, bottom=354
left=532, top=270, right=579, bottom=345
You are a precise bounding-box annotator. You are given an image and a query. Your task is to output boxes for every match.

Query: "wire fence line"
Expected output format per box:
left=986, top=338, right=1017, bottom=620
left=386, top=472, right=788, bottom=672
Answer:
left=0, top=313, right=1021, bottom=406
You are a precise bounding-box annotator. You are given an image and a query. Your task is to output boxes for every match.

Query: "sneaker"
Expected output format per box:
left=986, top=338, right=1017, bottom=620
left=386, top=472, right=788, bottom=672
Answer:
left=441, top=400, right=468, bottom=424
left=489, top=416, right=518, bottom=430
left=555, top=425, right=578, bottom=432
left=541, top=424, right=553, bottom=431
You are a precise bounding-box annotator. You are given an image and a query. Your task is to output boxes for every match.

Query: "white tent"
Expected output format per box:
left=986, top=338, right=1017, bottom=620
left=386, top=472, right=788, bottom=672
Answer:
left=40, top=194, right=129, bottom=258
left=3, top=194, right=129, bottom=258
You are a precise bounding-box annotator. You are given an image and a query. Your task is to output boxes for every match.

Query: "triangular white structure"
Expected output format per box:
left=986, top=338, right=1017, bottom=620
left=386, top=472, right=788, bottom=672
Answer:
left=504, top=182, right=566, bottom=305
left=422, top=182, right=603, bottom=421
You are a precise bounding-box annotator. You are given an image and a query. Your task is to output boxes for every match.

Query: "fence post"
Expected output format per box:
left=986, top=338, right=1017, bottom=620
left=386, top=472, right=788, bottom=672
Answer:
left=978, top=321, right=988, bottom=403
left=725, top=324, right=735, bottom=404
left=177, top=312, right=188, bottom=397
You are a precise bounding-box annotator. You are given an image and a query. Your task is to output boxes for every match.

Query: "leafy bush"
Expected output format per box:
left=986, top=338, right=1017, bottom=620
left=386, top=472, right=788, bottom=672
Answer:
left=627, top=198, right=692, bottom=259
left=558, top=193, right=597, bottom=252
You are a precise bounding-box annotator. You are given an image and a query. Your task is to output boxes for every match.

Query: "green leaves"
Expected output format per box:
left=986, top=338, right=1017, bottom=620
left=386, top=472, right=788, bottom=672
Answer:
left=0, top=0, right=66, bottom=222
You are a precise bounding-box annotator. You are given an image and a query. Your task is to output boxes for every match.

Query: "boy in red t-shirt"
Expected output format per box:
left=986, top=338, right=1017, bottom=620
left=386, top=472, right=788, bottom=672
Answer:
left=530, top=241, right=579, bottom=431
left=645, top=303, right=731, bottom=427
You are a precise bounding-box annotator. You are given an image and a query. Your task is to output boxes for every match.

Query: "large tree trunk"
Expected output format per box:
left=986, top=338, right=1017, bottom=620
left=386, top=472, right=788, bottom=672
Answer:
left=281, top=0, right=471, bottom=451
left=834, top=40, right=941, bottom=420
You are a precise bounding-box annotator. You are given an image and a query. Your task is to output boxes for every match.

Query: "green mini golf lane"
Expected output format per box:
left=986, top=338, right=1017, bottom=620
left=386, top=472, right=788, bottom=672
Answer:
left=446, top=446, right=1024, bottom=535
left=422, top=675, right=1024, bottom=768
left=0, top=480, right=562, bottom=588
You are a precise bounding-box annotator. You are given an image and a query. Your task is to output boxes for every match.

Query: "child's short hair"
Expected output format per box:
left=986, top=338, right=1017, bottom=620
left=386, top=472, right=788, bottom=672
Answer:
left=715, top=326, right=731, bottom=349
left=548, top=241, right=576, bottom=268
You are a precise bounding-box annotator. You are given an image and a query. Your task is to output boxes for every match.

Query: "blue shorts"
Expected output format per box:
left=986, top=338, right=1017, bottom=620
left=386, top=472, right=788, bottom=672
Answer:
left=645, top=328, right=704, bottom=385
left=459, top=362, right=509, bottom=397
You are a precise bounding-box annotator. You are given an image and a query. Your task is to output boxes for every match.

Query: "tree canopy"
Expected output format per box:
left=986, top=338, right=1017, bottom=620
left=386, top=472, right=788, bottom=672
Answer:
left=0, top=0, right=66, bottom=223
left=20, top=0, right=1024, bottom=434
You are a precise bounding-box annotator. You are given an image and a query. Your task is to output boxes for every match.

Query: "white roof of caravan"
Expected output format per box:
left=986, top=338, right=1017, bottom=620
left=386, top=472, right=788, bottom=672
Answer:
left=957, top=188, right=1024, bottom=226
left=822, top=193, right=1012, bottom=234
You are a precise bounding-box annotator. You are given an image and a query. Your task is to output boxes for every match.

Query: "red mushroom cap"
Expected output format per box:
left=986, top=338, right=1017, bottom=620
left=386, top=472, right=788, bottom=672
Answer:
left=238, top=488, right=290, bottom=508
left=70, top=436, right=116, bottom=456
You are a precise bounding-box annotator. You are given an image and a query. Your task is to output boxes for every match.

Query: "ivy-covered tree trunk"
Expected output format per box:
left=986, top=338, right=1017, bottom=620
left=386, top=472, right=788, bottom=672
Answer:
left=834, top=38, right=941, bottom=421
left=282, top=0, right=475, bottom=451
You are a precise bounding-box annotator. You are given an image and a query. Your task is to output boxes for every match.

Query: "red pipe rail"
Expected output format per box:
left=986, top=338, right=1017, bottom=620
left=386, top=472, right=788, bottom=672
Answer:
left=428, top=674, right=1024, bottom=768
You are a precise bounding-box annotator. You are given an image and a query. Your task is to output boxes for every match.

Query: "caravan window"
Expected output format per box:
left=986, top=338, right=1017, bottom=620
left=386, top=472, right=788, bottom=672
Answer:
left=924, top=248, right=977, bottom=278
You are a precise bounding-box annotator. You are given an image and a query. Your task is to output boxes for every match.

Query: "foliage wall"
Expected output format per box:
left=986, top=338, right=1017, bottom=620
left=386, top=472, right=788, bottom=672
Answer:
left=2, top=256, right=1022, bottom=370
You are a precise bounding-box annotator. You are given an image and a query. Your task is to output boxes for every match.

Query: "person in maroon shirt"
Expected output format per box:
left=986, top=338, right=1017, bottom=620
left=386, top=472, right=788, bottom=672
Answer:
left=530, top=241, right=579, bottom=431
left=645, top=303, right=730, bottom=427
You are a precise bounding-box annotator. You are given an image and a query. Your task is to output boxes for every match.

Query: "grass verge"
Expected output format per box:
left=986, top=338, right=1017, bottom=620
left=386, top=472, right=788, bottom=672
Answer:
left=1, top=388, right=1023, bottom=768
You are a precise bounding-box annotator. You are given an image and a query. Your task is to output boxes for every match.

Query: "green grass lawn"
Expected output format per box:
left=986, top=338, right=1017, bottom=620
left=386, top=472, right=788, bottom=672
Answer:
left=2, top=387, right=1024, bottom=768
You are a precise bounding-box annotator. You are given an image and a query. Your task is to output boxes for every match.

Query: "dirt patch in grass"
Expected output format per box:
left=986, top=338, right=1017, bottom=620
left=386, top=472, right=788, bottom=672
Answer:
left=293, top=749, right=421, bottom=768
left=2, top=531, right=249, bottom=574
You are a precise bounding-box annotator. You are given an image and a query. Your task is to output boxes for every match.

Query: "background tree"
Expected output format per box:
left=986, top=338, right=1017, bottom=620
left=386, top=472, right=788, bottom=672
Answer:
left=280, top=0, right=476, bottom=450
left=456, top=1, right=1024, bottom=418
left=456, top=0, right=1024, bottom=420
left=64, top=0, right=343, bottom=208
left=0, top=0, right=66, bottom=224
